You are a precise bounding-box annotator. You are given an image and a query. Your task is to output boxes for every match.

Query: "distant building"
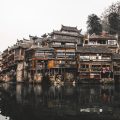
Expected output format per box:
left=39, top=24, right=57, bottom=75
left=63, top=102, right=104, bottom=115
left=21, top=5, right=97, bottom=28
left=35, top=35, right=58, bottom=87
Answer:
left=1, top=39, right=33, bottom=82
left=76, top=46, right=113, bottom=82
left=25, top=25, right=83, bottom=83
left=112, top=53, right=120, bottom=82
left=25, top=36, right=54, bottom=83
left=47, top=25, right=83, bottom=81
left=0, top=25, right=120, bottom=83
left=84, top=33, right=119, bottom=53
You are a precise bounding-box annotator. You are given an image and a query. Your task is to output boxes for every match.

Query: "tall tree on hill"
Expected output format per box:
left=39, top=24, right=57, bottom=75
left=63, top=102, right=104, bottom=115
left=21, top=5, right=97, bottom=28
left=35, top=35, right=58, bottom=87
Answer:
left=87, top=14, right=102, bottom=35
left=101, top=1, right=120, bottom=34
left=108, top=12, right=120, bottom=34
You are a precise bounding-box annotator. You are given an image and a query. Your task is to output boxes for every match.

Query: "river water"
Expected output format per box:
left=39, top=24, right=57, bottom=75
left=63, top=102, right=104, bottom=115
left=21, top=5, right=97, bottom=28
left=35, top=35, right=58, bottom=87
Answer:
left=0, top=83, right=120, bottom=120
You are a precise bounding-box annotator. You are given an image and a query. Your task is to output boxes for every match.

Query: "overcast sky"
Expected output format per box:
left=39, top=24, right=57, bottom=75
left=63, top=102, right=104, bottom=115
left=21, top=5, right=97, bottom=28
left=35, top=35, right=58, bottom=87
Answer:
left=0, top=0, right=118, bottom=52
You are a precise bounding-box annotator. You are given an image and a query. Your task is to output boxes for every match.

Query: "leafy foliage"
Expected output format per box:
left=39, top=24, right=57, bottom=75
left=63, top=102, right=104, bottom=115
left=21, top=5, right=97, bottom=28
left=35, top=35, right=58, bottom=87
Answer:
left=108, top=12, right=120, bottom=34
left=87, top=14, right=102, bottom=35
left=101, top=1, right=120, bottom=34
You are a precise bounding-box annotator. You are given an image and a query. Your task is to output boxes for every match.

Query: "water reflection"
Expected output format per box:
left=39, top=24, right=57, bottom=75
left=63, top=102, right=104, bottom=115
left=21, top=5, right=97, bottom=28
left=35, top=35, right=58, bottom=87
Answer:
left=0, top=83, right=120, bottom=120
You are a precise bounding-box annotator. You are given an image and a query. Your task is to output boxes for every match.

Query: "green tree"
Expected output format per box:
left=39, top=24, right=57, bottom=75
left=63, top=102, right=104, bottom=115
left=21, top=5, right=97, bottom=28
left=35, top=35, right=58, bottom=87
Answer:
left=87, top=14, right=102, bottom=35
left=101, top=1, right=120, bottom=34
left=108, top=12, right=120, bottom=34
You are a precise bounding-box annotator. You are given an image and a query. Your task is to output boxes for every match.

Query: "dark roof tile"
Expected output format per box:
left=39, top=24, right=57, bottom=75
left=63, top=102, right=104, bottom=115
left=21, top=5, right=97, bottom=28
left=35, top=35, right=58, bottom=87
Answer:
left=61, top=25, right=78, bottom=32
left=51, top=31, right=83, bottom=37
left=49, top=38, right=77, bottom=43
left=76, top=46, right=112, bottom=54
left=112, top=53, right=120, bottom=59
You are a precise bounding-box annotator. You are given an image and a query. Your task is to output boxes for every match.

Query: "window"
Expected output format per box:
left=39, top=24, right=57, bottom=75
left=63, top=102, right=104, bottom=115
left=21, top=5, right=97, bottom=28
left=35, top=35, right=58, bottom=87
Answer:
left=108, top=40, right=117, bottom=45
left=57, top=50, right=65, bottom=52
left=98, top=40, right=106, bottom=44
left=56, top=52, right=65, bottom=58
left=85, top=40, right=88, bottom=44
left=90, top=56, right=96, bottom=60
left=102, top=55, right=110, bottom=59
left=80, top=56, right=89, bottom=60
left=66, top=43, right=74, bottom=45
left=61, top=42, right=65, bottom=45
left=35, top=52, right=44, bottom=56
left=53, top=42, right=61, bottom=45
left=66, top=52, right=75, bottom=58
left=80, top=64, right=89, bottom=68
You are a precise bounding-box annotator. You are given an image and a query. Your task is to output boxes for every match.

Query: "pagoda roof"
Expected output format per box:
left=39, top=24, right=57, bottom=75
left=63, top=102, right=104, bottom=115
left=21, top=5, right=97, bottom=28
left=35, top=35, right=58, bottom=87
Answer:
left=60, top=25, right=79, bottom=32
left=13, top=43, right=32, bottom=49
left=50, top=31, right=83, bottom=37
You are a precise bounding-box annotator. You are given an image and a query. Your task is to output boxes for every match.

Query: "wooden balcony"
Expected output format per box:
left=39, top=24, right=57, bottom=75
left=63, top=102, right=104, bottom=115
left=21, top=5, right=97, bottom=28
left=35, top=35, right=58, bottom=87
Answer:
left=91, top=68, right=101, bottom=72
left=51, top=45, right=76, bottom=48
left=108, top=44, right=118, bottom=48
left=79, top=59, right=111, bottom=62
left=65, top=64, right=76, bottom=68
left=33, top=55, right=54, bottom=60
left=113, top=62, right=117, bottom=66
left=85, top=44, right=118, bottom=48
left=14, top=55, right=24, bottom=61
left=79, top=68, right=101, bottom=72
left=78, top=68, right=89, bottom=72
left=113, top=62, right=120, bottom=67
left=55, top=64, right=76, bottom=68
left=114, top=71, right=120, bottom=75
left=2, top=53, right=8, bottom=58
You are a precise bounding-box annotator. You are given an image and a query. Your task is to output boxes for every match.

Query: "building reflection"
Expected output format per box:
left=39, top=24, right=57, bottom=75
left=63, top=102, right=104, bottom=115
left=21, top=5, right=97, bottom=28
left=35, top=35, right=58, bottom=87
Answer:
left=0, top=83, right=120, bottom=120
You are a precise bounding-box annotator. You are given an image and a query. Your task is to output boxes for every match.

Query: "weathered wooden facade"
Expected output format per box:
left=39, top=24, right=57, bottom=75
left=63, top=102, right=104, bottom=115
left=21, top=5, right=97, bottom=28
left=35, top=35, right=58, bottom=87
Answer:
left=76, top=46, right=113, bottom=83
left=84, top=33, right=119, bottom=53
left=24, top=25, right=83, bottom=83
left=25, top=45, right=54, bottom=83
left=47, top=25, right=83, bottom=82
left=1, top=48, right=10, bottom=82
left=0, top=25, right=120, bottom=84
left=1, top=39, right=32, bottom=82
left=0, top=52, right=2, bottom=72
left=112, top=53, right=120, bottom=83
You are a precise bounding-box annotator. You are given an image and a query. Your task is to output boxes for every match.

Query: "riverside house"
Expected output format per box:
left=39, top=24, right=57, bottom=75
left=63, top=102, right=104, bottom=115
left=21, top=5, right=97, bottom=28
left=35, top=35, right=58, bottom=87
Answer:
left=25, top=35, right=54, bottom=83
left=84, top=33, right=119, bottom=53
left=1, top=39, right=32, bottom=82
left=76, top=46, right=113, bottom=83
left=47, top=25, right=83, bottom=83
left=0, top=26, right=120, bottom=84
left=112, top=53, right=120, bottom=83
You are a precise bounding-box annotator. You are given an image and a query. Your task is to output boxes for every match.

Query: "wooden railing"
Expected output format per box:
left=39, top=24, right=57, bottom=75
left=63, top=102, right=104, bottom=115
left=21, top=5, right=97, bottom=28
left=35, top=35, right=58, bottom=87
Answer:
left=80, top=59, right=111, bottom=62
left=91, top=68, right=101, bottom=72
left=14, top=55, right=24, bottom=61
left=55, top=64, right=76, bottom=68
left=79, top=68, right=89, bottom=72
left=114, top=71, right=120, bottom=75
left=51, top=45, right=76, bottom=48
left=79, top=68, right=101, bottom=72
left=34, top=55, right=54, bottom=59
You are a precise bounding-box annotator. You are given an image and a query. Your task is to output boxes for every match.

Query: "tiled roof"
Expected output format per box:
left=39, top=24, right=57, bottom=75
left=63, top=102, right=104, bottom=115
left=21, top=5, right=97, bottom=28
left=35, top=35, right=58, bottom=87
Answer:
left=51, top=31, right=83, bottom=37
left=76, top=46, right=112, bottom=54
left=51, top=45, right=76, bottom=48
left=89, top=34, right=117, bottom=40
left=12, top=43, right=32, bottom=49
left=112, top=53, right=120, bottom=59
left=26, top=45, right=54, bottom=51
left=61, top=25, right=78, bottom=32
left=49, top=38, right=77, bottom=43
